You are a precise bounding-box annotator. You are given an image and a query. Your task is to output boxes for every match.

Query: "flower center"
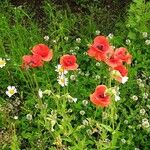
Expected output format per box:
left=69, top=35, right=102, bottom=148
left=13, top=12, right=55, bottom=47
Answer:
left=96, top=45, right=104, bottom=51
left=98, top=93, right=105, bottom=98
left=9, top=89, right=15, bottom=95
left=0, top=60, right=5, bottom=65
left=60, top=78, right=65, bottom=84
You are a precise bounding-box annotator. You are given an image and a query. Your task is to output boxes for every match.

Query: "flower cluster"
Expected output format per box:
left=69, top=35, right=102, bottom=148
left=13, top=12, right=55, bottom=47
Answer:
left=56, top=54, right=78, bottom=87
left=88, top=36, right=132, bottom=107
left=22, top=44, right=53, bottom=69
left=87, top=36, right=132, bottom=83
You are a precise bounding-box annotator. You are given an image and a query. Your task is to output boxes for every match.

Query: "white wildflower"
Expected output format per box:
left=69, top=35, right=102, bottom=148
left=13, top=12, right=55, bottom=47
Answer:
left=108, top=33, right=114, bottom=39
left=82, top=119, right=89, bottom=126
left=121, top=76, right=128, bottom=84
left=38, top=89, right=43, bottom=98
left=26, top=114, right=33, bottom=121
left=145, top=40, right=150, bottom=45
left=95, top=30, right=100, bottom=35
left=126, top=39, right=131, bottom=45
left=6, top=86, right=17, bottom=97
left=82, top=100, right=88, bottom=106
left=142, top=120, right=149, bottom=128
left=70, top=75, right=76, bottom=81
left=14, top=116, right=18, bottom=120
left=121, top=138, right=126, bottom=144
left=55, top=64, right=68, bottom=75
left=64, top=36, right=69, bottom=41
left=44, top=36, right=49, bottom=41
left=57, top=75, right=68, bottom=87
left=80, top=110, right=85, bottom=116
left=143, top=93, right=148, bottom=99
left=96, top=62, right=101, bottom=67
left=140, top=109, right=146, bottom=115
left=142, top=32, right=148, bottom=38
left=0, top=58, right=6, bottom=68
left=76, top=38, right=81, bottom=43
left=131, top=95, right=138, bottom=101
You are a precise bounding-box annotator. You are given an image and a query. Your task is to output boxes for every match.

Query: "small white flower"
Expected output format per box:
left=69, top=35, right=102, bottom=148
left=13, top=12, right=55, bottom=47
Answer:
left=69, top=49, right=74, bottom=53
left=80, top=110, right=85, bottom=116
left=52, top=40, right=57, bottom=43
left=67, top=108, right=72, bottom=113
left=142, top=120, right=149, bottom=128
left=95, top=30, right=100, bottom=35
left=115, top=95, right=121, bottom=101
left=108, top=33, right=114, bottom=39
left=131, top=95, right=138, bottom=101
left=139, top=83, right=144, bottom=88
left=137, top=78, right=142, bottom=84
left=26, top=114, right=32, bottom=121
left=44, top=36, right=49, bottom=41
left=142, top=118, right=148, bottom=123
left=76, top=38, right=81, bottom=43
left=121, top=76, right=128, bottom=84
left=142, top=32, right=148, bottom=38
left=72, top=98, right=77, bottom=103
left=126, top=39, right=131, bottom=45
left=140, top=109, right=146, bottom=115
left=55, top=64, right=68, bottom=75
left=70, top=75, right=76, bottom=81
left=75, top=46, right=79, bottom=50
left=135, top=148, right=140, bottom=150
left=38, top=89, right=43, bottom=98
left=6, top=86, right=17, bottom=97
left=143, top=93, right=148, bottom=99
left=64, top=36, right=69, bottom=41
left=14, top=116, right=18, bottom=120
left=83, top=52, right=88, bottom=55
left=121, top=138, right=126, bottom=144
left=0, top=58, right=6, bottom=68
left=82, top=119, right=89, bottom=126
left=57, top=75, right=68, bottom=87
left=124, top=120, right=128, bottom=124
left=96, top=62, right=101, bottom=67
left=145, top=40, right=150, bottom=45
left=95, top=75, right=100, bottom=80
left=82, top=100, right=88, bottom=106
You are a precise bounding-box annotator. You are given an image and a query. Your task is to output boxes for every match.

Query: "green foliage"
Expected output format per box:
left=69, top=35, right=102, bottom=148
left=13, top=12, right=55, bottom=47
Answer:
left=0, top=0, right=149, bottom=149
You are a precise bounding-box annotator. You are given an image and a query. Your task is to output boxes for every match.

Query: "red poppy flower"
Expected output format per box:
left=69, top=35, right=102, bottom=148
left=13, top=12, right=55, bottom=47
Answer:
left=114, top=65, right=128, bottom=77
left=90, top=85, right=110, bottom=107
left=60, top=54, right=78, bottom=70
left=22, top=55, right=43, bottom=69
left=111, top=65, right=128, bottom=83
left=32, top=44, right=53, bottom=61
left=114, top=47, right=132, bottom=64
left=105, top=54, right=122, bottom=68
left=105, top=47, right=132, bottom=67
left=87, top=36, right=113, bottom=61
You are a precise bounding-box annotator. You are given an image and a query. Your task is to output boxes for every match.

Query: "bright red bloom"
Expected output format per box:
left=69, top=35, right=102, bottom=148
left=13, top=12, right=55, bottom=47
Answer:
left=105, top=47, right=132, bottom=68
left=114, top=47, right=132, bottom=64
left=114, top=65, right=128, bottom=77
left=87, top=36, right=113, bottom=61
left=111, top=65, right=128, bottom=83
left=60, top=54, right=78, bottom=70
left=105, top=54, right=122, bottom=68
left=90, top=85, right=110, bottom=107
left=22, top=55, right=43, bottom=69
left=32, top=44, right=53, bottom=61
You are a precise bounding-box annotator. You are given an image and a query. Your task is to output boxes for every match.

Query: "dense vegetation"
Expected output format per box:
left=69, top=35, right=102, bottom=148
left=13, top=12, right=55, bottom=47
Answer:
left=0, top=0, right=150, bottom=149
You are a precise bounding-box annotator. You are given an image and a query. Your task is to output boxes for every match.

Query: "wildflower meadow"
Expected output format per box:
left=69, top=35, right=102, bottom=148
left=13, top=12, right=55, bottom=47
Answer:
left=0, top=0, right=150, bottom=149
